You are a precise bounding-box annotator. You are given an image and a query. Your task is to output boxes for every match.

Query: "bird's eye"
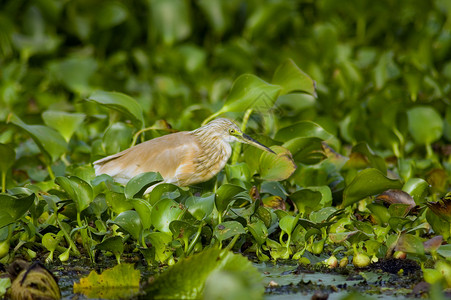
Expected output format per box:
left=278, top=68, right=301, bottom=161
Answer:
left=229, top=128, right=236, bottom=134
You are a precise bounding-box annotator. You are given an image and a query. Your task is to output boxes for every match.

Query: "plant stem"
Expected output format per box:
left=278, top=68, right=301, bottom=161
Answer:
left=1, top=171, right=5, bottom=193
left=225, top=234, right=240, bottom=251
left=47, top=165, right=55, bottom=180
left=231, top=108, right=253, bottom=165
left=186, top=222, right=204, bottom=256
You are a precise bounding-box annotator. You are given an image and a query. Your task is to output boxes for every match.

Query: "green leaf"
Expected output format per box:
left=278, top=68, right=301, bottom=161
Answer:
left=102, top=122, right=134, bottom=155
left=258, top=146, right=296, bottom=181
left=216, top=74, right=282, bottom=116
left=272, top=58, right=317, bottom=97
left=407, top=106, right=443, bottom=145
left=342, top=168, right=402, bottom=207
left=395, top=233, right=424, bottom=256
left=145, top=248, right=263, bottom=299
left=282, top=137, right=326, bottom=165
left=150, top=0, right=191, bottom=46
left=279, top=215, right=300, bottom=235
left=132, top=198, right=153, bottom=229
left=110, top=210, right=143, bottom=241
left=437, top=244, right=451, bottom=258
left=0, top=144, right=15, bottom=173
left=275, top=121, right=334, bottom=142
left=186, top=193, right=215, bottom=221
left=147, top=232, right=174, bottom=263
left=124, top=172, right=163, bottom=199
left=9, top=114, right=67, bottom=163
left=151, top=198, right=185, bottom=234
left=48, top=57, right=97, bottom=95
left=215, top=184, right=246, bottom=214
left=170, top=220, right=197, bottom=247
left=87, top=90, right=145, bottom=129
left=247, top=219, right=268, bottom=245
left=95, top=236, right=124, bottom=257
left=214, top=221, right=246, bottom=242
left=42, top=111, right=85, bottom=142
left=55, top=176, right=93, bottom=213
left=402, top=178, right=429, bottom=205
left=0, top=194, right=35, bottom=228
left=73, top=263, right=140, bottom=299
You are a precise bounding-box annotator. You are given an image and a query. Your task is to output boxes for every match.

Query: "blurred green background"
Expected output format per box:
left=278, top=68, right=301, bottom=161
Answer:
left=1, top=0, right=451, bottom=153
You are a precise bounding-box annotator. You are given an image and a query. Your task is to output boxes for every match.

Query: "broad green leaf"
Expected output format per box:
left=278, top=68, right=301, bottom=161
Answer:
left=275, top=121, right=334, bottom=142
left=185, top=193, right=215, bottom=221
left=106, top=191, right=134, bottom=214
left=149, top=0, right=191, bottom=46
left=0, top=278, right=11, bottom=297
left=215, top=184, right=246, bottom=214
left=42, top=111, right=85, bottom=142
left=272, top=58, right=317, bottom=97
left=151, top=198, right=185, bottom=234
left=310, top=207, right=337, bottom=223
left=0, top=194, right=35, bottom=228
left=437, top=244, right=451, bottom=258
left=110, top=210, right=142, bottom=240
left=87, top=90, right=144, bottom=128
left=124, top=172, right=163, bottom=199
left=402, top=178, right=429, bottom=205
left=147, top=232, right=174, bottom=263
left=247, top=219, right=268, bottom=245
left=9, top=114, right=67, bottom=163
left=94, top=236, right=124, bottom=261
left=367, top=203, right=390, bottom=225
left=48, top=57, right=97, bottom=95
left=214, top=221, right=246, bottom=242
left=279, top=215, right=299, bottom=235
left=258, top=146, right=296, bottom=181
left=0, top=144, right=15, bottom=172
left=132, top=198, right=153, bottom=229
left=73, top=263, right=140, bottom=299
left=395, top=233, right=424, bottom=255
left=342, top=168, right=402, bottom=207
left=169, top=220, right=197, bottom=248
left=55, top=176, right=93, bottom=213
left=282, top=137, right=326, bottom=165
left=145, top=248, right=263, bottom=299
left=290, top=189, right=322, bottom=215
left=102, top=122, right=133, bottom=155
left=215, top=74, right=282, bottom=116
left=407, top=106, right=443, bottom=145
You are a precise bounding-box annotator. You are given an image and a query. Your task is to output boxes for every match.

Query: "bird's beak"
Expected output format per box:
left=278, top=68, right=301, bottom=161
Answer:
left=241, top=133, right=275, bottom=154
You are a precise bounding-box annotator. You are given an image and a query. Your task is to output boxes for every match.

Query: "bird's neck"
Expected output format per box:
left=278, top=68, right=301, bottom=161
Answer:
left=191, top=130, right=232, bottom=177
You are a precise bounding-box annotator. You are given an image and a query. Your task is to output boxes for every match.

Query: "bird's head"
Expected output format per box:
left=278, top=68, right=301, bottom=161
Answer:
left=199, top=118, right=275, bottom=154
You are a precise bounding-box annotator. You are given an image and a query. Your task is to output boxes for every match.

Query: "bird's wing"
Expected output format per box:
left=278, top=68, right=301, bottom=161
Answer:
left=93, top=132, right=201, bottom=184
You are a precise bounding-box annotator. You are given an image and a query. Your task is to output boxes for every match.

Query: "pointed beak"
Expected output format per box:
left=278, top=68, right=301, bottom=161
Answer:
left=241, top=133, right=275, bottom=154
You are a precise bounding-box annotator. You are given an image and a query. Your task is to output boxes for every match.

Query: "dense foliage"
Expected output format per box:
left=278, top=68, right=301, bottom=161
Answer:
left=1, top=0, right=451, bottom=298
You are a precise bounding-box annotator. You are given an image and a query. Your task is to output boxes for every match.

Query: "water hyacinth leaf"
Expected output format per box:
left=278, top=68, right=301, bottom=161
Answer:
left=329, top=231, right=359, bottom=243
left=407, top=106, right=443, bottom=145
left=102, top=122, right=133, bottom=155
left=151, top=198, right=185, bottom=234
left=213, top=74, right=282, bottom=117
left=147, top=232, right=174, bottom=263
left=255, top=206, right=272, bottom=228
left=124, top=172, right=163, bottom=199
left=0, top=144, right=15, bottom=173
left=42, top=111, right=85, bottom=142
left=272, top=58, right=317, bottom=96
left=73, top=263, right=140, bottom=299
left=437, top=244, right=451, bottom=258
left=290, top=189, right=322, bottom=215
left=367, top=203, right=390, bottom=225
left=342, top=168, right=402, bottom=207
left=214, top=221, right=246, bottom=242
left=247, top=219, right=268, bottom=245
left=258, top=146, right=296, bottom=181
left=55, top=176, right=93, bottom=213
left=9, top=114, right=67, bottom=163
left=344, top=142, right=386, bottom=173
left=48, top=57, right=97, bottom=95
left=282, top=137, right=326, bottom=165
left=170, top=220, right=197, bottom=245
left=132, top=198, right=153, bottom=229
left=275, top=121, right=334, bottom=142
left=395, top=234, right=424, bottom=255
left=150, top=0, right=191, bottom=46
left=310, top=207, right=337, bottom=223
left=185, top=193, right=215, bottom=221
left=111, top=210, right=142, bottom=241
left=388, top=203, right=411, bottom=218
left=94, top=236, right=124, bottom=262
left=87, top=90, right=145, bottom=129
left=145, top=248, right=263, bottom=299
left=279, top=215, right=299, bottom=235
left=0, top=193, right=35, bottom=228
left=425, top=210, right=450, bottom=240
left=402, top=178, right=429, bottom=205
left=215, top=184, right=246, bottom=214
left=106, top=191, right=134, bottom=214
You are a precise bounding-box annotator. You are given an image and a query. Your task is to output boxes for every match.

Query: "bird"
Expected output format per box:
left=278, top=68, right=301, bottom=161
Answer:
left=93, top=118, right=275, bottom=192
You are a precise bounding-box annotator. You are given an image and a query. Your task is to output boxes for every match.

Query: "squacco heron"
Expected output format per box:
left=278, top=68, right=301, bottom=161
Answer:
left=94, top=118, right=274, bottom=191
